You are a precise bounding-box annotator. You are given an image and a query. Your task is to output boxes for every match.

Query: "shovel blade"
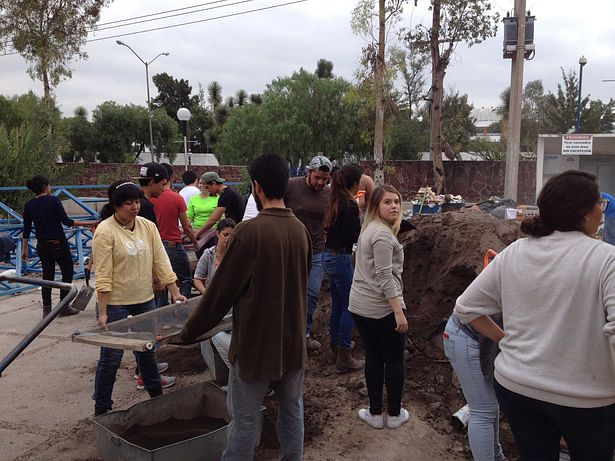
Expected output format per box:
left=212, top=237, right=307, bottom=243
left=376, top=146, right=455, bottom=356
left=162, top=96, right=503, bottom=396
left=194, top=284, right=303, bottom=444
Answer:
left=71, top=285, right=94, bottom=311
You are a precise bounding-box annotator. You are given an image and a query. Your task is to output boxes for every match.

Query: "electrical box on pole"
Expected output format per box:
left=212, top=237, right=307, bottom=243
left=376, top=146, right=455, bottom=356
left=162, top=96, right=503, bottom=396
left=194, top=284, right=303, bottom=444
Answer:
left=503, top=14, right=535, bottom=59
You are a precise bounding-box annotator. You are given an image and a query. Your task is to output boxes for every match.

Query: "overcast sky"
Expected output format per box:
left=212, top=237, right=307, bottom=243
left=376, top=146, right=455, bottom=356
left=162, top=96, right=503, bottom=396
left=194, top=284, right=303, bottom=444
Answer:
left=1, top=0, right=613, bottom=119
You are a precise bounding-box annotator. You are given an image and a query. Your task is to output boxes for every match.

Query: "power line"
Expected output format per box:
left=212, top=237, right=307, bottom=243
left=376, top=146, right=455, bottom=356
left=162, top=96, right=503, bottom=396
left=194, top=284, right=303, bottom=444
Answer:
left=0, top=0, right=309, bottom=56
left=87, top=0, right=309, bottom=43
left=96, top=0, right=233, bottom=27
left=94, top=0, right=259, bottom=33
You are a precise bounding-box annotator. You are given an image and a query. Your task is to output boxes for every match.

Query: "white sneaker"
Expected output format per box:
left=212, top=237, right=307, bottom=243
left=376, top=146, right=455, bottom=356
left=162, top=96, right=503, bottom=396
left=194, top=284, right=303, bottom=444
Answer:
left=387, top=408, right=409, bottom=429
left=358, top=408, right=384, bottom=429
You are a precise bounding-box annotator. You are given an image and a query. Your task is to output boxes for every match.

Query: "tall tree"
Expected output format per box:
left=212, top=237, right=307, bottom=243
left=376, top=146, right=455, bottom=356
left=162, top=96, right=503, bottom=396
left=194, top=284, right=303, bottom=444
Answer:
left=542, top=68, right=589, bottom=134
left=406, top=0, right=499, bottom=192
left=352, top=0, right=406, bottom=184
left=316, top=58, right=334, bottom=78
left=441, top=91, right=474, bottom=159
left=0, top=0, right=112, bottom=138
left=396, top=41, right=429, bottom=118
left=62, top=106, right=95, bottom=162
left=151, top=72, right=197, bottom=120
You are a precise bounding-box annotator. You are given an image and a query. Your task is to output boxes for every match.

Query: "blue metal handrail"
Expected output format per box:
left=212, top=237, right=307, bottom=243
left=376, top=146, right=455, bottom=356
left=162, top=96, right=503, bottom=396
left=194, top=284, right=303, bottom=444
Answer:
left=0, top=185, right=103, bottom=296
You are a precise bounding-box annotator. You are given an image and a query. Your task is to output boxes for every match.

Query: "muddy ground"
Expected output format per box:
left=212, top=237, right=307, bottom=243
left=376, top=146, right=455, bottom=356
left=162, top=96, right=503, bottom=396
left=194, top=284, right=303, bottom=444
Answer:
left=1, top=207, right=522, bottom=460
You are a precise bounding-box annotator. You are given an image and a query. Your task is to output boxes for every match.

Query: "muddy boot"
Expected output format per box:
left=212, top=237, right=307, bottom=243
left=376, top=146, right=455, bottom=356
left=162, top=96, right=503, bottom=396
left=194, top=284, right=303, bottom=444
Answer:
left=58, top=305, right=80, bottom=317
left=148, top=386, right=163, bottom=398
left=94, top=407, right=108, bottom=416
left=336, top=346, right=364, bottom=373
left=42, top=304, right=51, bottom=319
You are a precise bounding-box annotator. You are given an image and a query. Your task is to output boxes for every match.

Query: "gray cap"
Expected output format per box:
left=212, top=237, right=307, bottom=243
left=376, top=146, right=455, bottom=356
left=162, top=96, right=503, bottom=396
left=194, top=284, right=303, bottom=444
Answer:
left=201, top=171, right=225, bottom=184
left=308, top=155, right=332, bottom=172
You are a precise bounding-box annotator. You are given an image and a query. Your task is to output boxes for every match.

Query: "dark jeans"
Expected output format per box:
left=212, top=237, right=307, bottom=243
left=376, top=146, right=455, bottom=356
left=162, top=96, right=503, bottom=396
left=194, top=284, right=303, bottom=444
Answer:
left=156, top=241, right=192, bottom=307
left=323, top=251, right=355, bottom=348
left=36, top=238, right=73, bottom=306
left=494, top=380, right=615, bottom=461
left=93, top=299, right=161, bottom=410
left=352, top=312, right=406, bottom=416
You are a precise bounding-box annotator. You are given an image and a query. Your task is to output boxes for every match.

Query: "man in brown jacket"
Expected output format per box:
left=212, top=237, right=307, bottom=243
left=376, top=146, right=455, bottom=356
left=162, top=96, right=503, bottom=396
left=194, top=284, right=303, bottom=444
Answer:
left=181, top=153, right=312, bottom=460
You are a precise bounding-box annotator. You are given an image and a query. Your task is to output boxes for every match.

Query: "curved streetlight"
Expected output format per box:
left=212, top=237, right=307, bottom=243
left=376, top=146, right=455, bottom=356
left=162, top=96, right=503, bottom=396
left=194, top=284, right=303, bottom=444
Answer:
left=177, top=107, right=192, bottom=171
left=116, top=40, right=169, bottom=156
left=575, top=55, right=587, bottom=134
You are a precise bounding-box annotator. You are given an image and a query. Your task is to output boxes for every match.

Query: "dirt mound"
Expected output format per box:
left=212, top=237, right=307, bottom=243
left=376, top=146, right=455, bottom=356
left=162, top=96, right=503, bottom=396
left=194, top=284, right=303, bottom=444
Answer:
left=400, top=207, right=521, bottom=457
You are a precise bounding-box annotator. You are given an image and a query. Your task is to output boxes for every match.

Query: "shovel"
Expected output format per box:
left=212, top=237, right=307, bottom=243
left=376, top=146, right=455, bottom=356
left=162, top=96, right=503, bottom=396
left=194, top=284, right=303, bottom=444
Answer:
left=71, top=256, right=94, bottom=311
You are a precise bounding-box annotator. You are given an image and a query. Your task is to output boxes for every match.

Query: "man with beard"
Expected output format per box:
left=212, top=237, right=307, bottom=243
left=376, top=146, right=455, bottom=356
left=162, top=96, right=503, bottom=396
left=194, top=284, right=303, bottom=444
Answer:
left=285, top=154, right=332, bottom=351
left=181, top=153, right=311, bottom=460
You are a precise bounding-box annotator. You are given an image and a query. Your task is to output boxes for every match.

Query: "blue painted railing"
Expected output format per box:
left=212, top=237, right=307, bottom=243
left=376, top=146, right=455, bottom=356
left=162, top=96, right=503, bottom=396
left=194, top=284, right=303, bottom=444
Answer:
left=0, top=185, right=103, bottom=296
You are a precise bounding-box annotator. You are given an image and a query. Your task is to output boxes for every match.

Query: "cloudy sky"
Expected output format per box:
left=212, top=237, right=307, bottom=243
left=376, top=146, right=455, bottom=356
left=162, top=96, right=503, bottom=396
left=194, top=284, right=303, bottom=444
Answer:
left=1, top=0, right=613, bottom=118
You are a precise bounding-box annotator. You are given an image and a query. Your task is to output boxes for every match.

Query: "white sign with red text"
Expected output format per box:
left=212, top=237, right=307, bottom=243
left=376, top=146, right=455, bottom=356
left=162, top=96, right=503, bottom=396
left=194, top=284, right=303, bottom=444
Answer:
left=561, top=134, right=593, bottom=155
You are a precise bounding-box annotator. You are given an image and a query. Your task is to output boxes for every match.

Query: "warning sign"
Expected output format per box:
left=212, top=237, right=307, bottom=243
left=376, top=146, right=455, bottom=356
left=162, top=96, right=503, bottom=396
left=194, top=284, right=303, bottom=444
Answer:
left=562, top=134, right=593, bottom=155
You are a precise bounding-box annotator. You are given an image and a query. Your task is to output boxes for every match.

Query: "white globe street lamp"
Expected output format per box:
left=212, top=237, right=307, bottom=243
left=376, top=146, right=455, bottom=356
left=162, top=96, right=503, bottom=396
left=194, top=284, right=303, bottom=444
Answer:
left=177, top=108, right=192, bottom=171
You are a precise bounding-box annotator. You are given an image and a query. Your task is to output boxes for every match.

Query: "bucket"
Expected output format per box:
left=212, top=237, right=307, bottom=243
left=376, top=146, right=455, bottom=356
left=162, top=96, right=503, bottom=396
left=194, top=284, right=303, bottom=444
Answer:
left=92, top=381, right=230, bottom=461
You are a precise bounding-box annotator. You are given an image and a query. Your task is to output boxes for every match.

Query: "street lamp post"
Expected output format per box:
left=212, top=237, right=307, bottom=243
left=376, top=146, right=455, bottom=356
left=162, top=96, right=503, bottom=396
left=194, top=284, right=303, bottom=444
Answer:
left=177, top=108, right=191, bottom=171
left=116, top=41, right=169, bottom=157
left=576, top=55, right=587, bottom=134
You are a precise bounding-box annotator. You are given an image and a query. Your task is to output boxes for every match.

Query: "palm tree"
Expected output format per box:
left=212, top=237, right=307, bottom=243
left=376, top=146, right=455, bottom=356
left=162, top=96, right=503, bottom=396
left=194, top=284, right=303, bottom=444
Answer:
left=236, top=89, right=248, bottom=106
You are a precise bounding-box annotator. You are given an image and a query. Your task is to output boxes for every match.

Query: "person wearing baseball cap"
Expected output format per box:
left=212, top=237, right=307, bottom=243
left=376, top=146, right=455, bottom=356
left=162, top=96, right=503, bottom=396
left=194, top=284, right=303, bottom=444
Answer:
left=137, top=163, right=169, bottom=227
left=195, top=171, right=245, bottom=246
left=284, top=153, right=332, bottom=351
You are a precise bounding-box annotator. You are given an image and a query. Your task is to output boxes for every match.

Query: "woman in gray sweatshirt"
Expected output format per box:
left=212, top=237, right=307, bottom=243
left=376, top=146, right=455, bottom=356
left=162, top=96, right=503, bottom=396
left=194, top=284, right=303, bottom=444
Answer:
left=458, top=170, right=615, bottom=460
left=349, top=185, right=409, bottom=430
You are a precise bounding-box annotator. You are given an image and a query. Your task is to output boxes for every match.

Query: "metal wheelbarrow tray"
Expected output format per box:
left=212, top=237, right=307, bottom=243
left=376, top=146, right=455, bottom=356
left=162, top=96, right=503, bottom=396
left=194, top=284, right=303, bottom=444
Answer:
left=91, top=381, right=230, bottom=461
left=72, top=296, right=232, bottom=351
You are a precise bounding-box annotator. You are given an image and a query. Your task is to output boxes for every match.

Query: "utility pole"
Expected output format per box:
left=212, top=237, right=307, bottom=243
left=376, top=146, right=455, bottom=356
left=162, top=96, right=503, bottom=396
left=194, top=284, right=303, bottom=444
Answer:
left=372, top=0, right=386, bottom=186
left=504, top=0, right=526, bottom=201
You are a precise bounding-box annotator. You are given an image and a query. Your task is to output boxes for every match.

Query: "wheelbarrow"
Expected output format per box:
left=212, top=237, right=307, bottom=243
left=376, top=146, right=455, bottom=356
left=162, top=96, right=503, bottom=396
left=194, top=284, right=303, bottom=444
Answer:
left=0, top=273, right=77, bottom=377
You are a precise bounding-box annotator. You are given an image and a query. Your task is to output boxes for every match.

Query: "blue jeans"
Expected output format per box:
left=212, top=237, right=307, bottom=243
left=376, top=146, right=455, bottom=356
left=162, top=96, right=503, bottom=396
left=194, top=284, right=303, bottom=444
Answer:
left=444, top=316, right=504, bottom=461
left=495, top=380, right=615, bottom=461
left=306, top=252, right=324, bottom=337
left=93, top=299, right=161, bottom=410
left=323, top=251, right=355, bottom=348
left=222, top=362, right=304, bottom=461
left=156, top=241, right=192, bottom=307
left=604, top=216, right=615, bottom=246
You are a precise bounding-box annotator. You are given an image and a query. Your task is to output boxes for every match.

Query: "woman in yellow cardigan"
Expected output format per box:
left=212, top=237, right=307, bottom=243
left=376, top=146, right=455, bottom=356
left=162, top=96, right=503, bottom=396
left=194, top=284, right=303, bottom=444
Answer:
left=92, top=180, right=186, bottom=416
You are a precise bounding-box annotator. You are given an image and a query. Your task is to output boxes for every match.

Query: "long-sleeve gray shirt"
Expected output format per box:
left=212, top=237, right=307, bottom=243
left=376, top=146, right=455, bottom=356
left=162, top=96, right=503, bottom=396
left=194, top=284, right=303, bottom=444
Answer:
left=349, top=220, right=405, bottom=319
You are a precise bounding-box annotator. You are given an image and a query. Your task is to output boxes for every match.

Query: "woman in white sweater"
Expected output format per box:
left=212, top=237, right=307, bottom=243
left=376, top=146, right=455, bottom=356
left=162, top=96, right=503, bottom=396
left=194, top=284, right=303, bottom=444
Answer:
left=349, top=185, right=409, bottom=430
left=457, top=170, right=615, bottom=460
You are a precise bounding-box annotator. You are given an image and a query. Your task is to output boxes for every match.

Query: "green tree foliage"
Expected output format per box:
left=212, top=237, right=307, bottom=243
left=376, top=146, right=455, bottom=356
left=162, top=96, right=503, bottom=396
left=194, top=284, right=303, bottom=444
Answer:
left=316, top=58, right=334, bottom=78
left=91, top=102, right=148, bottom=163
left=151, top=72, right=198, bottom=120
left=542, top=69, right=586, bottom=134
left=468, top=138, right=506, bottom=160
left=61, top=106, right=95, bottom=162
left=387, top=111, right=428, bottom=159
left=217, top=104, right=266, bottom=165
left=217, top=69, right=359, bottom=165
left=441, top=91, right=474, bottom=158
left=0, top=0, right=112, bottom=137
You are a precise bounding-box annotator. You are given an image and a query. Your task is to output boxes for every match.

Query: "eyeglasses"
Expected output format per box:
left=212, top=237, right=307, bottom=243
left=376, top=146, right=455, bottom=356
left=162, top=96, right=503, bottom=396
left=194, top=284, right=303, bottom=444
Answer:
left=600, top=198, right=610, bottom=212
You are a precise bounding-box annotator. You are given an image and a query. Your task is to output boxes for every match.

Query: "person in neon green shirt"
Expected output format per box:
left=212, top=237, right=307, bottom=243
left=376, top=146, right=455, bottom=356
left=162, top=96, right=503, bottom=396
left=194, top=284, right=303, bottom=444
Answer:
left=187, top=179, right=220, bottom=230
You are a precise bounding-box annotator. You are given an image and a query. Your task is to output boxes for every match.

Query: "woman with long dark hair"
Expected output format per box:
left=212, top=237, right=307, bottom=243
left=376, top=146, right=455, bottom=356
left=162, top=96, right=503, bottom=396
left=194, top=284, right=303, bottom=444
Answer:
left=456, top=170, right=615, bottom=460
left=22, top=175, right=91, bottom=317
left=349, top=185, right=409, bottom=429
left=324, top=164, right=364, bottom=373
left=92, top=180, right=186, bottom=416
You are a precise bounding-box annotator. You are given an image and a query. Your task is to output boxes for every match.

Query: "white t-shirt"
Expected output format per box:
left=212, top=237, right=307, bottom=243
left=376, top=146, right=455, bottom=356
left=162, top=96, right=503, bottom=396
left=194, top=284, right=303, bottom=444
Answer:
left=179, top=185, right=200, bottom=207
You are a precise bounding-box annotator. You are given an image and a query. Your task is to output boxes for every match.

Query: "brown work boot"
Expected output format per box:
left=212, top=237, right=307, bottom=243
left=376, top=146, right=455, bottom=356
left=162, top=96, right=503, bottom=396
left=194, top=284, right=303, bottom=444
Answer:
left=58, top=305, right=80, bottom=317
left=336, top=346, right=364, bottom=373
